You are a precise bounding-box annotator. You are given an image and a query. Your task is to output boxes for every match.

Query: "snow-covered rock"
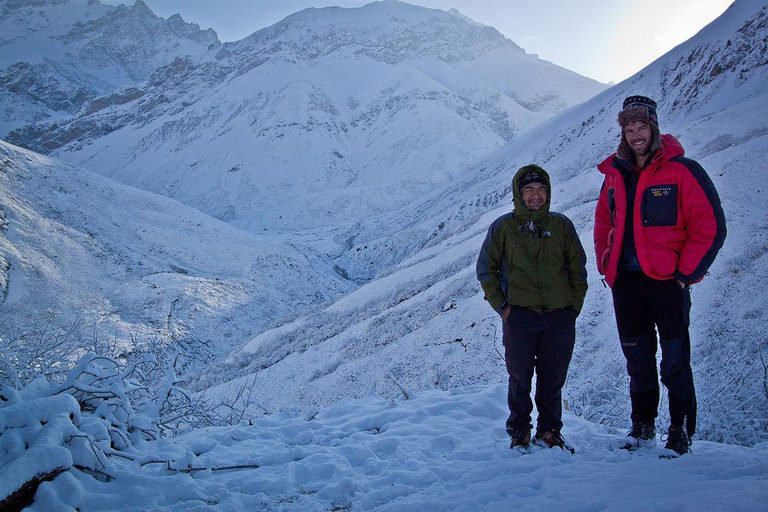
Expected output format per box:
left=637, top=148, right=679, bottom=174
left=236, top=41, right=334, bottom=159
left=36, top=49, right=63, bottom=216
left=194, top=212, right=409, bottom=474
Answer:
left=0, top=0, right=219, bottom=137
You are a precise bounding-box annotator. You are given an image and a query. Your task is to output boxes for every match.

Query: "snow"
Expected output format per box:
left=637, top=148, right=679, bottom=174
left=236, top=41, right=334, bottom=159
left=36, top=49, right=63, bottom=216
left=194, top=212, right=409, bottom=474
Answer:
left=1, top=0, right=768, bottom=509
left=3, top=383, right=767, bottom=511
left=0, top=139, right=353, bottom=372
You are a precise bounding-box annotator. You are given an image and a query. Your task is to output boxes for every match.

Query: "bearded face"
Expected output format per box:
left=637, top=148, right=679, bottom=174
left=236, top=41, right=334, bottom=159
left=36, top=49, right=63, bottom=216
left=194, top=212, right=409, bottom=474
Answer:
left=622, top=120, right=653, bottom=163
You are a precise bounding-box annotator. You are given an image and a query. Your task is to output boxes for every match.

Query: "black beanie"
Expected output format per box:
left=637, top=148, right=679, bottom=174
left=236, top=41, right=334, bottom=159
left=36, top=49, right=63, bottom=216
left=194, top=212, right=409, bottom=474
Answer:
left=620, top=95, right=658, bottom=129
left=518, top=169, right=548, bottom=193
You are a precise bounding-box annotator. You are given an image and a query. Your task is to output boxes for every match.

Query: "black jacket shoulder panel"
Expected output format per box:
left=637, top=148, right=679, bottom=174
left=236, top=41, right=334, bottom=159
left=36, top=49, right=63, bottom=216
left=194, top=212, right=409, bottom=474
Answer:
left=670, top=155, right=727, bottom=282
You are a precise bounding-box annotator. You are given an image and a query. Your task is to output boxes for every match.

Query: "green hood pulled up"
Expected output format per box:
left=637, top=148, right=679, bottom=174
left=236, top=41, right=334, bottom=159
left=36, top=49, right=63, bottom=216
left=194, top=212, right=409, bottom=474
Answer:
left=512, top=164, right=551, bottom=222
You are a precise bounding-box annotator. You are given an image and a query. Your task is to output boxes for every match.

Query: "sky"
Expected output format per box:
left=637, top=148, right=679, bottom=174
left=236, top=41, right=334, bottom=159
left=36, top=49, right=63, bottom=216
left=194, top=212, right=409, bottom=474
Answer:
left=110, top=0, right=734, bottom=84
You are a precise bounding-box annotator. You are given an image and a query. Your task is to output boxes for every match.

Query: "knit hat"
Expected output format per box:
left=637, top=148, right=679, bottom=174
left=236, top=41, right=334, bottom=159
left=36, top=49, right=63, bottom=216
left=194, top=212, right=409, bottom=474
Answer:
left=518, top=168, right=548, bottom=193
left=616, top=95, right=662, bottom=161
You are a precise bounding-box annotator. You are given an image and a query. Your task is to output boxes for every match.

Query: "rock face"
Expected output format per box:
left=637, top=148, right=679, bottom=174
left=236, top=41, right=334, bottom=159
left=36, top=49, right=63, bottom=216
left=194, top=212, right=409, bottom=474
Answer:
left=0, top=0, right=219, bottom=137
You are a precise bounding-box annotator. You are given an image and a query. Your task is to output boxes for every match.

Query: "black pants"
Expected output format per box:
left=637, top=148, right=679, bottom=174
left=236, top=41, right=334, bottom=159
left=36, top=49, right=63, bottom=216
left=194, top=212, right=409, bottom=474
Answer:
left=611, top=271, right=696, bottom=434
left=502, top=306, right=576, bottom=435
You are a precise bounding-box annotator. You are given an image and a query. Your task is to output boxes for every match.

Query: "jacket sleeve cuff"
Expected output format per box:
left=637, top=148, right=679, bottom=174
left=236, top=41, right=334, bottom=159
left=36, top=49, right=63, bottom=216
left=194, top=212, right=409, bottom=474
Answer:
left=673, top=270, right=690, bottom=285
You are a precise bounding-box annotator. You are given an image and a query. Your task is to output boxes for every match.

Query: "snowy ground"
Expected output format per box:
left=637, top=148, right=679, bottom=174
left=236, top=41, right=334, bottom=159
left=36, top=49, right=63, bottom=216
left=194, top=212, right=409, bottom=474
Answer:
left=21, top=384, right=768, bottom=511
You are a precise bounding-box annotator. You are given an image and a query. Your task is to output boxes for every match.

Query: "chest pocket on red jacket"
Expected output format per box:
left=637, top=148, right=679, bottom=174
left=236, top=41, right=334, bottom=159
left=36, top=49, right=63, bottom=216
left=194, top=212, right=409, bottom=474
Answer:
left=641, top=184, right=678, bottom=227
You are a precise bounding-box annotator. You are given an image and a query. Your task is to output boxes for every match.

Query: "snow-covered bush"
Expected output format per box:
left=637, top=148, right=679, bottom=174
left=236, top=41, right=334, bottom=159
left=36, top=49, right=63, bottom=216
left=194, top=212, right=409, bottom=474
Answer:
left=0, top=312, right=88, bottom=389
left=0, top=347, right=251, bottom=509
left=0, top=319, right=269, bottom=509
left=0, top=387, right=84, bottom=510
left=694, top=329, right=768, bottom=445
left=1, top=310, right=265, bottom=434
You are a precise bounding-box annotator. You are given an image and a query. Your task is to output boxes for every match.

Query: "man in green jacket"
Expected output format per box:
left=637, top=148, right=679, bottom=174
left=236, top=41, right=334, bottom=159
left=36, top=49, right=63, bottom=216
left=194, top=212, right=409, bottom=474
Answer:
left=476, top=165, right=588, bottom=451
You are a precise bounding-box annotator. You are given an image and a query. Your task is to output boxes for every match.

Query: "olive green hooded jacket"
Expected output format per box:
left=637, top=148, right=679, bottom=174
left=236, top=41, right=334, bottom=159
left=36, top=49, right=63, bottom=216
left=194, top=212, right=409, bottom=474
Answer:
left=476, top=165, right=588, bottom=315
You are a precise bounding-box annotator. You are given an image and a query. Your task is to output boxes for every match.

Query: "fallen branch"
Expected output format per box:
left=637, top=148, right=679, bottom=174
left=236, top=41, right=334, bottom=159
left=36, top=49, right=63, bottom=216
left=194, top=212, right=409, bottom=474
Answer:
left=177, top=463, right=262, bottom=473
left=386, top=373, right=411, bottom=400
left=73, top=465, right=114, bottom=482
left=0, top=467, right=69, bottom=512
left=138, top=460, right=261, bottom=473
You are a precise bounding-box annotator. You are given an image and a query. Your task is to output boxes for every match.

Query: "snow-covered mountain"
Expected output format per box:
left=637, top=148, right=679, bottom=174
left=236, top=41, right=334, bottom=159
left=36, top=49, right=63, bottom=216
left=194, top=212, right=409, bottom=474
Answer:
left=333, top=0, right=768, bottom=279
left=0, top=140, right=352, bottom=370
left=0, top=0, right=219, bottom=137
left=195, top=0, right=768, bottom=446
left=5, top=0, right=606, bottom=242
left=2, top=1, right=767, bottom=508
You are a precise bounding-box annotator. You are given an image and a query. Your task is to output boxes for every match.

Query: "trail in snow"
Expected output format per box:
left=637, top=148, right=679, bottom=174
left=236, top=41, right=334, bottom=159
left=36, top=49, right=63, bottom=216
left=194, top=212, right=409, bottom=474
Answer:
left=22, top=384, right=768, bottom=511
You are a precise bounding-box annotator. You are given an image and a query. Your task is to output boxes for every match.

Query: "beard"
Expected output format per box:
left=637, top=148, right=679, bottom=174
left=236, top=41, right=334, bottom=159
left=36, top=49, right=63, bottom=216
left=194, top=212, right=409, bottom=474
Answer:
left=629, top=137, right=652, bottom=159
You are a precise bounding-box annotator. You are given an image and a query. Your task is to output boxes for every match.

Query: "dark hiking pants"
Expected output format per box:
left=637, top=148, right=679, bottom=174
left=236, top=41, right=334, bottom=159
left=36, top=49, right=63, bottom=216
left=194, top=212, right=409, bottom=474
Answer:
left=611, top=271, right=696, bottom=435
left=502, top=306, right=576, bottom=435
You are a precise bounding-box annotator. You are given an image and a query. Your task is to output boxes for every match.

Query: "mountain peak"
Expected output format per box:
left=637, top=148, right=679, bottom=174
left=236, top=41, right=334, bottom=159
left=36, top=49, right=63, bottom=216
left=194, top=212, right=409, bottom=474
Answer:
left=131, top=0, right=153, bottom=15
left=0, top=0, right=220, bottom=137
left=245, top=0, right=517, bottom=65
left=446, top=7, right=485, bottom=27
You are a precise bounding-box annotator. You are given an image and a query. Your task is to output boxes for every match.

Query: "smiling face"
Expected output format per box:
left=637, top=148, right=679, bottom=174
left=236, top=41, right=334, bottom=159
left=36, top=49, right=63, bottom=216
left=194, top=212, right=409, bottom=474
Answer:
left=521, top=183, right=548, bottom=211
left=623, top=120, right=653, bottom=166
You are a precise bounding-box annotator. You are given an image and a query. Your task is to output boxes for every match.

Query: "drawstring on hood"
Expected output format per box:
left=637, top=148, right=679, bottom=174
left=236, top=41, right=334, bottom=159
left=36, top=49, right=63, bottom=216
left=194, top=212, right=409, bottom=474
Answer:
left=519, top=220, right=551, bottom=239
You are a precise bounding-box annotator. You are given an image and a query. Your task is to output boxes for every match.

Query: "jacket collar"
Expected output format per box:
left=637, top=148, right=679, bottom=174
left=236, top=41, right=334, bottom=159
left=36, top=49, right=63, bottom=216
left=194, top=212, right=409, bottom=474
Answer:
left=599, top=134, right=685, bottom=176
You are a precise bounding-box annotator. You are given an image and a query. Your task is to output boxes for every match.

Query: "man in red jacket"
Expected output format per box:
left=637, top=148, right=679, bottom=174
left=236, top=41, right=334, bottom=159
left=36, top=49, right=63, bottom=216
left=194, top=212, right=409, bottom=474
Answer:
left=594, top=95, right=726, bottom=456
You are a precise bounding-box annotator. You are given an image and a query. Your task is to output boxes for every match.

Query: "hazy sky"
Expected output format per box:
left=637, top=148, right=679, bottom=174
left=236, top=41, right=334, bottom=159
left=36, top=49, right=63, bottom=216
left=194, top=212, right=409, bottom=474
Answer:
left=117, top=0, right=734, bottom=84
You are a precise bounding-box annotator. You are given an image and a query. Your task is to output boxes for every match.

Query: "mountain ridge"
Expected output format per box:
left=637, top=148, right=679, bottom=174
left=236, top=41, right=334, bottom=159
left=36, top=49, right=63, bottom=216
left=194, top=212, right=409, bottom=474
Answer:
left=4, top=0, right=606, bottom=245
left=0, top=0, right=219, bottom=137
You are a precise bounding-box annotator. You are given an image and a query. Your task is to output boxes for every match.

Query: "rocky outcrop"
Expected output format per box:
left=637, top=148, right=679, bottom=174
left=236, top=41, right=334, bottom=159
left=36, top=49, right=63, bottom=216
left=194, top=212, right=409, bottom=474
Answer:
left=0, top=0, right=220, bottom=137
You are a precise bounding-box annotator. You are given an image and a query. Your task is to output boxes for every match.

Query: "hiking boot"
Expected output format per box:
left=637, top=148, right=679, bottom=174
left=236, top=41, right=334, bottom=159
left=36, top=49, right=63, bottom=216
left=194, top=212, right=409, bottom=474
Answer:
left=622, top=419, right=656, bottom=449
left=509, top=429, right=531, bottom=449
left=662, top=424, right=691, bottom=456
left=534, top=429, right=574, bottom=453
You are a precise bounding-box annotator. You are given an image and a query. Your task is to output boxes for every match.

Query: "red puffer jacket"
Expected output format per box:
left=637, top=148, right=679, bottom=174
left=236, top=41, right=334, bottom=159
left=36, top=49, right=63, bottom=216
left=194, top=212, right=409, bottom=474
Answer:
left=594, top=134, right=726, bottom=287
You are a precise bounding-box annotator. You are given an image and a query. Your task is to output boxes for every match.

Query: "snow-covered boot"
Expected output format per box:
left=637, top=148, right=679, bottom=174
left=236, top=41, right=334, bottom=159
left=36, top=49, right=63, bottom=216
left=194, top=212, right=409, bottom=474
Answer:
left=535, top=429, right=575, bottom=454
left=621, top=419, right=656, bottom=450
left=662, top=424, right=691, bottom=456
left=509, top=429, right=531, bottom=449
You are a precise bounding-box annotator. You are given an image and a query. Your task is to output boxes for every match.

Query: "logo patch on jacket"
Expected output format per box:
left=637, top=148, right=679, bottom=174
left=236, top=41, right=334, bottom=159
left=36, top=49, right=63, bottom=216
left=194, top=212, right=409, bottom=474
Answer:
left=642, top=184, right=679, bottom=227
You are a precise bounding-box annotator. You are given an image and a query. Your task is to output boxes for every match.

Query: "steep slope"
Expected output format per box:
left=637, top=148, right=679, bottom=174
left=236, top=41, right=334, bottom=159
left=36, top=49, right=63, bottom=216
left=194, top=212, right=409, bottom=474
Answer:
left=6, top=0, right=606, bottom=238
left=0, top=0, right=219, bottom=137
left=0, top=140, right=352, bottom=370
left=195, top=0, right=768, bottom=446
